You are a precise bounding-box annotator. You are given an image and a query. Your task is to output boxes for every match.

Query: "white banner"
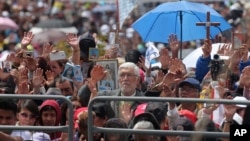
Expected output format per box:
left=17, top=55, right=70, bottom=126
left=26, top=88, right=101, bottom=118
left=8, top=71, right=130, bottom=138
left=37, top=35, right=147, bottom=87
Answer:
left=145, top=42, right=160, bottom=69
left=118, top=0, right=138, bottom=29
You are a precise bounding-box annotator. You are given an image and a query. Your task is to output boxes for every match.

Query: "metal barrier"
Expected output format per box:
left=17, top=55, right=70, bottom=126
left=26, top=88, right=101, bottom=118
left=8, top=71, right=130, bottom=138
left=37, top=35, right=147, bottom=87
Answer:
left=0, top=94, right=73, bottom=141
left=88, top=96, right=250, bottom=141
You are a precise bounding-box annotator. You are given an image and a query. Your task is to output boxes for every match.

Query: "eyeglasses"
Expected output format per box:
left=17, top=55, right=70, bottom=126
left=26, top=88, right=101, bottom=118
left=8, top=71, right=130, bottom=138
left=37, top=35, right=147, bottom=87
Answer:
left=20, top=113, right=37, bottom=119
left=119, top=73, right=137, bottom=79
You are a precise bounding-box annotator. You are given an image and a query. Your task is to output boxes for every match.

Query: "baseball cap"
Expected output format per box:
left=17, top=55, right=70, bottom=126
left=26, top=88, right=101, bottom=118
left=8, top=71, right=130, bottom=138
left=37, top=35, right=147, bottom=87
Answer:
left=132, top=112, right=160, bottom=130
left=92, top=102, right=115, bottom=119
left=145, top=102, right=168, bottom=124
left=179, top=77, right=201, bottom=92
left=179, top=109, right=197, bottom=124
left=134, top=103, right=147, bottom=117
left=233, top=96, right=247, bottom=108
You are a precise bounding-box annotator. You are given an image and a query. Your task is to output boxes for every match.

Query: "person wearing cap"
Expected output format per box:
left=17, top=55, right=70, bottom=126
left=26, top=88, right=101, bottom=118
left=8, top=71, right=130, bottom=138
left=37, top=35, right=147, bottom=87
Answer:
left=177, top=77, right=201, bottom=113
left=220, top=96, right=247, bottom=127
left=131, top=112, right=161, bottom=141
left=161, top=76, right=201, bottom=129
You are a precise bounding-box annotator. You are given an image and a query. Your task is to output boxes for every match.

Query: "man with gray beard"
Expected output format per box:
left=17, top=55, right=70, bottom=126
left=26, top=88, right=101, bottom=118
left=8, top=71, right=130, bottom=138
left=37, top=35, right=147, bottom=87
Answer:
left=78, top=62, right=144, bottom=122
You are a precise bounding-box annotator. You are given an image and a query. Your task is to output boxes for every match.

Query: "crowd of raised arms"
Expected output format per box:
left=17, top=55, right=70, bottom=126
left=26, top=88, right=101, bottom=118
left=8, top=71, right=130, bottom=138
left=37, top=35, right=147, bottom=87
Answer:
left=0, top=0, right=250, bottom=141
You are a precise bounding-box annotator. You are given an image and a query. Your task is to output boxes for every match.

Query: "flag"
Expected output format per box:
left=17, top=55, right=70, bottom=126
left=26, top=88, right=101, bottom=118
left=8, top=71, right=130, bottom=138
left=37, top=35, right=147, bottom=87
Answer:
left=145, top=42, right=160, bottom=69
left=118, top=0, right=138, bottom=29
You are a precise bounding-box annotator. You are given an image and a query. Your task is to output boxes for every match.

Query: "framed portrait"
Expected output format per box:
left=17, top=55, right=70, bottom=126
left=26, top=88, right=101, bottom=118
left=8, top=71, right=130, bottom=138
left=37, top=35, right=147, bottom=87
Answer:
left=232, top=32, right=247, bottom=50
left=3, top=61, right=12, bottom=73
left=62, top=63, right=83, bottom=82
left=89, top=48, right=99, bottom=60
left=95, top=59, right=118, bottom=91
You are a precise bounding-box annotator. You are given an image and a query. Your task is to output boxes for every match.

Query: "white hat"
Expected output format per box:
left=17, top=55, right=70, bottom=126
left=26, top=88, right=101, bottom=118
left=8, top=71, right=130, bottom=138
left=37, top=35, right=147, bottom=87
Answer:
left=100, top=24, right=110, bottom=36
left=81, top=10, right=91, bottom=19
left=32, top=132, right=51, bottom=141
left=233, top=96, right=247, bottom=108
left=126, top=28, right=134, bottom=38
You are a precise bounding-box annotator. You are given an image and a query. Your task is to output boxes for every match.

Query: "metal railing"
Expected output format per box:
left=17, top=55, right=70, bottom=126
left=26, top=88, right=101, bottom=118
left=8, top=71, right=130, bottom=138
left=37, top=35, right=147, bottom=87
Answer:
left=88, top=96, right=250, bottom=141
left=0, top=94, right=74, bottom=141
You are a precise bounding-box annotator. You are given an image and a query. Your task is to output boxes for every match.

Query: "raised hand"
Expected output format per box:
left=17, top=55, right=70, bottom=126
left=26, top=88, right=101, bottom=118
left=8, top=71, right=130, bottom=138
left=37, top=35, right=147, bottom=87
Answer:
left=228, top=50, right=241, bottom=73
left=18, top=68, right=28, bottom=84
left=32, top=68, right=44, bottom=87
left=201, top=39, right=212, bottom=58
left=168, top=34, right=179, bottom=58
left=168, top=58, right=187, bottom=75
left=23, top=56, right=37, bottom=71
left=159, top=48, right=170, bottom=69
left=239, top=44, right=248, bottom=62
left=239, top=66, right=250, bottom=88
left=162, top=72, right=177, bottom=86
left=217, top=43, right=231, bottom=56
left=120, top=102, right=133, bottom=124
left=154, top=70, right=164, bottom=84
left=18, top=81, right=29, bottom=94
left=42, top=43, right=53, bottom=59
left=6, top=53, right=16, bottom=62
left=66, top=33, right=79, bottom=51
left=45, top=70, right=55, bottom=84
left=21, top=32, right=34, bottom=49
left=90, top=65, right=106, bottom=81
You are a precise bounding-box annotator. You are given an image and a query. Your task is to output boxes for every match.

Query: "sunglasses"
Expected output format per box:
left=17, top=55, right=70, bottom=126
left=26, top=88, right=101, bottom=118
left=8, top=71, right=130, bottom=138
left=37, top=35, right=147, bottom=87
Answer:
left=20, top=113, right=37, bottom=119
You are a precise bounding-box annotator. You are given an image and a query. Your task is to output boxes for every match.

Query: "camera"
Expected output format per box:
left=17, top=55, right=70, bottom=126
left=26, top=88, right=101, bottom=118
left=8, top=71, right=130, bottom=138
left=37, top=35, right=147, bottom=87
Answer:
left=210, top=54, right=224, bottom=81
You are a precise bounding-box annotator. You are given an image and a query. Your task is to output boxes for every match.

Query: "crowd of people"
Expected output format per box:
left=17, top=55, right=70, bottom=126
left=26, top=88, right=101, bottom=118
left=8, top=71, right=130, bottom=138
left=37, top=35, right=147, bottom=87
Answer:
left=0, top=0, right=250, bottom=141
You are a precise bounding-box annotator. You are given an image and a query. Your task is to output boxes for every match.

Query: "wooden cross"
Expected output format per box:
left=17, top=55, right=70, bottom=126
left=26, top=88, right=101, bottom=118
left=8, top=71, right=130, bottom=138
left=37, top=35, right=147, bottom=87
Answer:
left=110, top=23, right=123, bottom=44
left=196, top=12, right=221, bottom=39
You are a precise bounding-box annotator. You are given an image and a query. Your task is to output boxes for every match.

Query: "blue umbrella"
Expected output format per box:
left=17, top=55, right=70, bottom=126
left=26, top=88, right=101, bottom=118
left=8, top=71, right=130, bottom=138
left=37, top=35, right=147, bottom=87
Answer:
left=132, top=1, right=231, bottom=45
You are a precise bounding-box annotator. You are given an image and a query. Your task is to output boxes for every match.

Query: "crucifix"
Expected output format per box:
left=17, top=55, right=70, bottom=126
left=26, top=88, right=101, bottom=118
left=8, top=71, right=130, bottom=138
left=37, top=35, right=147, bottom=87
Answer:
left=196, top=12, right=221, bottom=39
left=110, top=23, right=123, bottom=45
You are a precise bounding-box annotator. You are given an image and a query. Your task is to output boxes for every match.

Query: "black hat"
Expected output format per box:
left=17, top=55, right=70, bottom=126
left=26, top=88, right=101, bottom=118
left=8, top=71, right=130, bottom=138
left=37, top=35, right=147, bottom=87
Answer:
left=79, top=32, right=96, bottom=58
left=144, top=90, right=161, bottom=97
left=132, top=112, right=160, bottom=130
left=145, top=102, right=168, bottom=124
left=92, top=102, right=115, bottom=119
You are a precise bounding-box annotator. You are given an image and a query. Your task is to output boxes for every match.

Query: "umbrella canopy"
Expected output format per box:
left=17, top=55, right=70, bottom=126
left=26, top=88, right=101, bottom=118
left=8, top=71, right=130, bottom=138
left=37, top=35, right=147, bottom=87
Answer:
left=0, top=17, right=19, bottom=30
left=132, top=1, right=231, bottom=43
left=30, top=19, right=78, bottom=34
left=32, top=30, right=67, bottom=44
